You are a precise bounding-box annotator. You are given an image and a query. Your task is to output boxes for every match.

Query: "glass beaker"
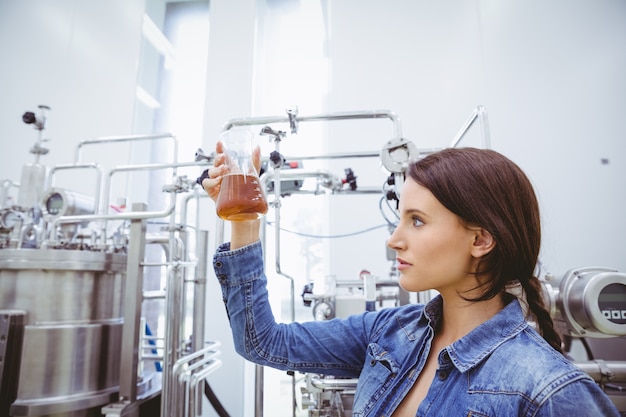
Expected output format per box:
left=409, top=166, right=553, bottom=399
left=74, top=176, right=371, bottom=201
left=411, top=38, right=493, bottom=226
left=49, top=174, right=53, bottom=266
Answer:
left=215, top=128, right=269, bottom=221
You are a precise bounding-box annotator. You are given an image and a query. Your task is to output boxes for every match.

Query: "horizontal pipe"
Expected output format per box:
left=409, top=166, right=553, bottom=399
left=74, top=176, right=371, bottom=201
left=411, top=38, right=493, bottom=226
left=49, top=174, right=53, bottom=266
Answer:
left=575, top=361, right=626, bottom=383
left=171, top=342, right=222, bottom=378
left=74, top=133, right=178, bottom=164
left=259, top=168, right=342, bottom=192
left=108, top=160, right=211, bottom=174
left=142, top=353, right=165, bottom=360
left=43, top=196, right=176, bottom=248
left=223, top=109, right=402, bottom=139
left=51, top=194, right=175, bottom=227
left=280, top=151, right=380, bottom=161
left=48, top=163, right=103, bottom=213
left=101, top=160, right=207, bottom=215
left=309, top=375, right=358, bottom=391
left=276, top=188, right=382, bottom=195
left=143, top=290, right=167, bottom=300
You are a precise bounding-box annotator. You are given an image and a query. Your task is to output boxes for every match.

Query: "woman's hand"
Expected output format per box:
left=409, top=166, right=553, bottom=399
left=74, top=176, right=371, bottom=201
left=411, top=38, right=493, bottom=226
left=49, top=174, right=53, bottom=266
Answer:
left=201, top=139, right=262, bottom=249
left=200, top=140, right=262, bottom=201
left=201, top=141, right=227, bottom=201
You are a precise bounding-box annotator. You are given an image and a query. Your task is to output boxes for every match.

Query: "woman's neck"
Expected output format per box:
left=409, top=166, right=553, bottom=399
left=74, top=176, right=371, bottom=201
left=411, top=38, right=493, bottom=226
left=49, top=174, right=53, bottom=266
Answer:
left=435, top=292, right=505, bottom=344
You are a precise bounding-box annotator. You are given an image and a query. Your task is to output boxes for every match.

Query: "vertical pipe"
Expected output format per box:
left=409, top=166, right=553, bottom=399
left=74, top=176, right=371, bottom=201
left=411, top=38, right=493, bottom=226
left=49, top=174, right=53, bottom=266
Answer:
left=255, top=365, right=264, bottom=417
left=193, top=230, right=208, bottom=351
left=364, top=273, right=377, bottom=312
left=269, top=138, right=297, bottom=417
left=190, top=189, right=207, bottom=413
left=162, top=198, right=183, bottom=415
left=118, top=202, right=147, bottom=402
left=477, top=106, right=491, bottom=149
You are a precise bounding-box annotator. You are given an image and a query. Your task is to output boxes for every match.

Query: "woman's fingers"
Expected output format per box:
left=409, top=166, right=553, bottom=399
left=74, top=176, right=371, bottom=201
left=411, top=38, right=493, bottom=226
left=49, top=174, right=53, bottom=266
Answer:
left=201, top=165, right=228, bottom=198
left=252, top=145, right=262, bottom=174
left=200, top=141, right=229, bottom=200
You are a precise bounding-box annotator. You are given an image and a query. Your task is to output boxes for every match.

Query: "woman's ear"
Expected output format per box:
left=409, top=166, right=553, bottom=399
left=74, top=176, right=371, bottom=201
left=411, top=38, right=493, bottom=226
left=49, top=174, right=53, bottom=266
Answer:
left=471, top=229, right=495, bottom=258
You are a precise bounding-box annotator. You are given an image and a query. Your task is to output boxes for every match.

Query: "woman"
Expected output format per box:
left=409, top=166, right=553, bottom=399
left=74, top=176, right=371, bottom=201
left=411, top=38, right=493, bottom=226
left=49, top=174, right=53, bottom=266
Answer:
left=203, top=144, right=619, bottom=416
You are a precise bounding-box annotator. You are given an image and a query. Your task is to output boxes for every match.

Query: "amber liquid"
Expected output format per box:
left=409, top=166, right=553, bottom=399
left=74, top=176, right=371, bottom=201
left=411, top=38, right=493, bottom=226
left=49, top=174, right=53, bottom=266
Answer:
left=216, top=173, right=268, bottom=221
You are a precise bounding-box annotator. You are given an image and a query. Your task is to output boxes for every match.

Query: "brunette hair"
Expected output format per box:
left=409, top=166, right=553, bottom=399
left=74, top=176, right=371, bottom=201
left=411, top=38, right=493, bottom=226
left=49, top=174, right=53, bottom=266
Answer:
left=408, top=147, right=562, bottom=353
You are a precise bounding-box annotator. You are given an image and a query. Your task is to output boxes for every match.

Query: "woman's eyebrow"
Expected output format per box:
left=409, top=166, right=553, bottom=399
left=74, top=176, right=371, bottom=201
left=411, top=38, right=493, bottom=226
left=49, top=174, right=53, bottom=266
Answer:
left=402, top=208, right=428, bottom=218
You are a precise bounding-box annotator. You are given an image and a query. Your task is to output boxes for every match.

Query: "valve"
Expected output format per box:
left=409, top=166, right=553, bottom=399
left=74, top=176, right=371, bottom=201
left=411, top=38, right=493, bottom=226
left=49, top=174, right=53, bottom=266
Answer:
left=342, top=168, right=357, bottom=191
left=22, top=104, right=50, bottom=131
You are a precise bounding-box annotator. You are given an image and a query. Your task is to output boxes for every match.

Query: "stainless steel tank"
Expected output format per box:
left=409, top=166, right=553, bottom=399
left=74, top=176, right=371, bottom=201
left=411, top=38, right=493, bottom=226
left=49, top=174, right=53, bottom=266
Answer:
left=0, top=249, right=126, bottom=417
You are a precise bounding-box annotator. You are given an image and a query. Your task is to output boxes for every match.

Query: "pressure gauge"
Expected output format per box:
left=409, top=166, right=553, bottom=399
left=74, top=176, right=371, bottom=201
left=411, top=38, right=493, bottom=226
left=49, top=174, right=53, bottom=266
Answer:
left=40, top=188, right=95, bottom=219
left=313, top=300, right=335, bottom=321
left=0, top=209, right=23, bottom=230
left=544, top=267, right=626, bottom=338
left=380, top=138, right=419, bottom=173
left=45, top=191, right=65, bottom=216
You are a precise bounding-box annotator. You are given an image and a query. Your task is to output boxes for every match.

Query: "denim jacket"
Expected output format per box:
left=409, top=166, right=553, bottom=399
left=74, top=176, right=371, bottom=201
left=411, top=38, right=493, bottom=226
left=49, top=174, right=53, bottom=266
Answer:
left=213, top=241, right=620, bottom=417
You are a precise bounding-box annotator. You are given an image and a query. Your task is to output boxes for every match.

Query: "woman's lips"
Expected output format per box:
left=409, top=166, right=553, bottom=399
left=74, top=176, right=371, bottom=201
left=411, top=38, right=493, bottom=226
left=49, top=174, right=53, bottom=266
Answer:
left=396, top=258, right=411, bottom=270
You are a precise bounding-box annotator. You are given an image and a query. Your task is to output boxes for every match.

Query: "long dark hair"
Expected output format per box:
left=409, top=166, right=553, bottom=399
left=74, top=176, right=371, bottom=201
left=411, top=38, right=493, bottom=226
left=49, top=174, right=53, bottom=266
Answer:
left=408, top=147, right=562, bottom=353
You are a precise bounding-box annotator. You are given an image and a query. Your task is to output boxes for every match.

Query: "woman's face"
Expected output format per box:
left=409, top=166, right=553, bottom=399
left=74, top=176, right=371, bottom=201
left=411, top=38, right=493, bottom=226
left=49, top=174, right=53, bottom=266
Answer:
left=387, top=178, right=480, bottom=295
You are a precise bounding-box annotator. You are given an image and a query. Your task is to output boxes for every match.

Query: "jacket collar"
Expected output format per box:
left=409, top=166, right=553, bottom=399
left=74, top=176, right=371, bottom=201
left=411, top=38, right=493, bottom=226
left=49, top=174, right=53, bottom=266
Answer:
left=424, top=295, right=529, bottom=373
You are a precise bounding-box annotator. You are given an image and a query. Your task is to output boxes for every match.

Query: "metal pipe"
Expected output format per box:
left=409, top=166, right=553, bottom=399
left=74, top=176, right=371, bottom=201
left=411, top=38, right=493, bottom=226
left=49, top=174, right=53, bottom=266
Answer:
left=162, top=264, right=180, bottom=414
left=188, top=360, right=223, bottom=417
left=193, top=230, right=208, bottom=352
left=48, top=163, right=103, bottom=214
left=170, top=343, right=221, bottom=416
left=222, top=109, right=402, bottom=139
left=309, top=375, right=359, bottom=390
left=46, top=193, right=176, bottom=247
left=118, top=203, right=148, bottom=402
left=179, top=191, right=210, bottom=356
left=255, top=365, right=264, bottom=417
left=170, top=343, right=221, bottom=375
left=260, top=169, right=341, bottom=194
left=191, top=229, right=209, bottom=417
left=102, top=160, right=208, bottom=216
left=281, top=151, right=380, bottom=161
left=74, top=133, right=178, bottom=165
left=1, top=179, right=19, bottom=209
left=143, top=290, right=167, bottom=300
left=448, top=106, right=491, bottom=149
left=575, top=361, right=626, bottom=383
left=275, top=187, right=382, bottom=195
left=262, top=136, right=300, bottom=417
left=141, top=353, right=164, bottom=359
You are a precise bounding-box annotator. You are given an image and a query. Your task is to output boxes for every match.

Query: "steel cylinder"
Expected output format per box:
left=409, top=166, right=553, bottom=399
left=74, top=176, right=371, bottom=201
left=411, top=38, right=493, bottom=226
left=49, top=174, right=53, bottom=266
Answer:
left=0, top=249, right=126, bottom=417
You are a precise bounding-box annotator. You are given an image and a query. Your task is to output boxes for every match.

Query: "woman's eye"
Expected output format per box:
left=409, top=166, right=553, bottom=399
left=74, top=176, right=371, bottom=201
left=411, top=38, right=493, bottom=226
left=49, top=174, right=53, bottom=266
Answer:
left=411, top=216, right=424, bottom=227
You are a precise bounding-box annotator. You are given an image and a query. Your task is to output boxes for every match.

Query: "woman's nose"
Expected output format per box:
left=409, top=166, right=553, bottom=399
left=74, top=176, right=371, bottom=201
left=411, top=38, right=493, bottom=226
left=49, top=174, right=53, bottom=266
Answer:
left=387, top=226, right=402, bottom=251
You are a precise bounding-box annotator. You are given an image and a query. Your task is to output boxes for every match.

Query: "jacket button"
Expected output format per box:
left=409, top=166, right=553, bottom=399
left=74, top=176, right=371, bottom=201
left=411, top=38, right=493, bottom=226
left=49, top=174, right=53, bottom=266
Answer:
left=438, top=370, right=447, bottom=380
left=215, top=261, right=223, bottom=268
left=370, top=359, right=376, bottom=366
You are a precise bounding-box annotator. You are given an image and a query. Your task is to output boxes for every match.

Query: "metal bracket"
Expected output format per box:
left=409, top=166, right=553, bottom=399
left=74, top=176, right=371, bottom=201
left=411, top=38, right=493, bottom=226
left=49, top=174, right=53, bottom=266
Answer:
left=595, top=359, right=615, bottom=388
left=0, top=310, right=25, bottom=417
left=102, top=399, right=139, bottom=417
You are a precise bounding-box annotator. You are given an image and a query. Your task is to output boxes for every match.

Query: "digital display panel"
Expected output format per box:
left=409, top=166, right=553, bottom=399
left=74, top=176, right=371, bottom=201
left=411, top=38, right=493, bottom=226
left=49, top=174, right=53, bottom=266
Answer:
left=46, top=192, right=64, bottom=215
left=598, top=283, right=626, bottom=324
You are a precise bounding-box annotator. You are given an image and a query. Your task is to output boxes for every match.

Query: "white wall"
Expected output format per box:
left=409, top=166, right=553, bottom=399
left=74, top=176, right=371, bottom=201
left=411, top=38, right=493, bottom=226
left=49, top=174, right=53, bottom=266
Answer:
left=480, top=0, right=626, bottom=276
left=319, top=0, right=626, bottom=280
left=0, top=0, right=145, bottom=199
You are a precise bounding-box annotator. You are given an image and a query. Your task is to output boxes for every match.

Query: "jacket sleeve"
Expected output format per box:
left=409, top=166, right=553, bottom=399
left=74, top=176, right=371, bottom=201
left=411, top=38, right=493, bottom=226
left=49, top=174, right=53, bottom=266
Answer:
left=213, top=240, right=381, bottom=378
left=533, top=373, right=620, bottom=417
